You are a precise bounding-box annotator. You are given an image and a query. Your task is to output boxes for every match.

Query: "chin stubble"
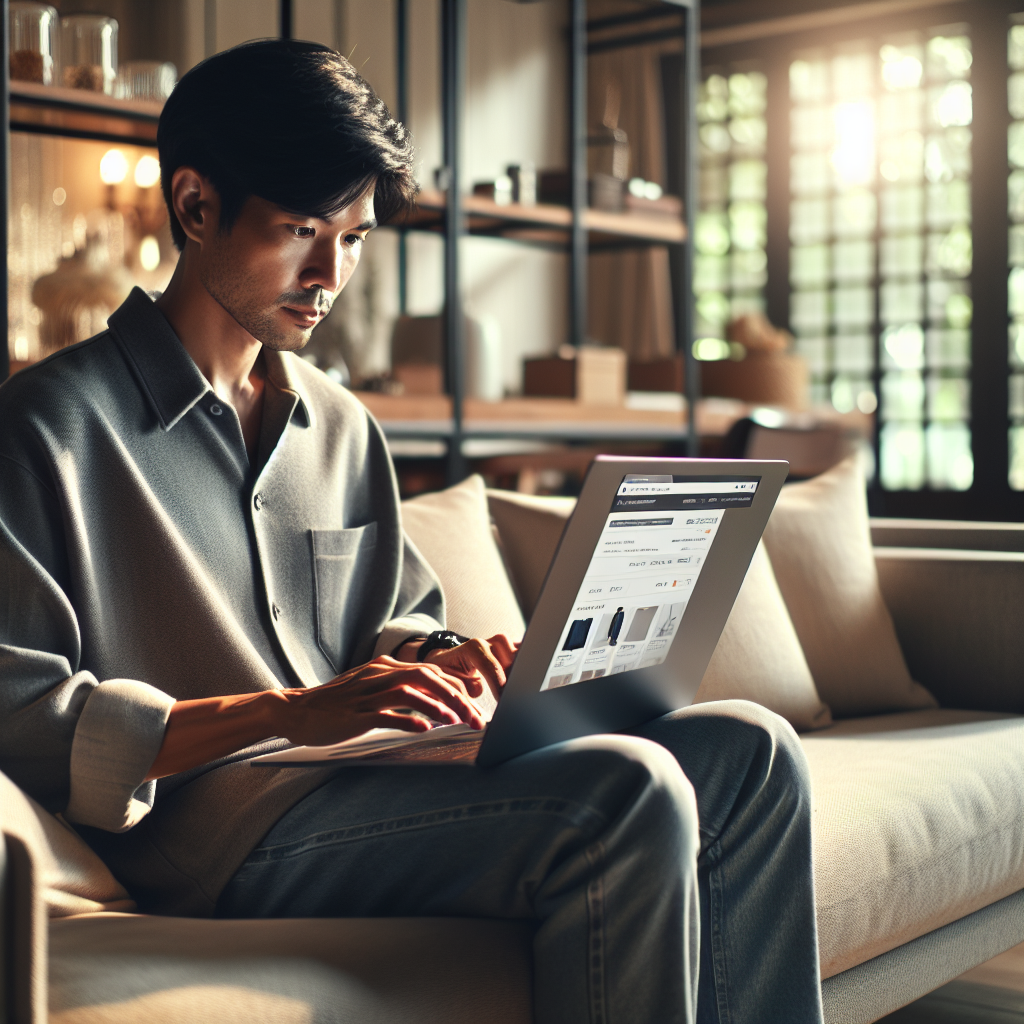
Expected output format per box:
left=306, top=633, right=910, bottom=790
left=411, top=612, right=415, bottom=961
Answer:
left=200, top=263, right=331, bottom=352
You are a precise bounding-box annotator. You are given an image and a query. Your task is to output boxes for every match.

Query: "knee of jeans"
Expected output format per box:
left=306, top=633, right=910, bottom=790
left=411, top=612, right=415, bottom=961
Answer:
left=684, top=700, right=812, bottom=804
left=555, top=734, right=700, bottom=854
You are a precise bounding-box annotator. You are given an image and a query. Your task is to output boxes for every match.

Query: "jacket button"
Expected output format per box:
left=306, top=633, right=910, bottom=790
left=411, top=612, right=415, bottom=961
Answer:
left=272, top=603, right=281, bottom=621
left=254, top=493, right=264, bottom=511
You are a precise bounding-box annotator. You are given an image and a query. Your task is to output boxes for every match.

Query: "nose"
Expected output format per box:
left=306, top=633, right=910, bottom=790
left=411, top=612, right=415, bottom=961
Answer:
left=301, top=235, right=346, bottom=296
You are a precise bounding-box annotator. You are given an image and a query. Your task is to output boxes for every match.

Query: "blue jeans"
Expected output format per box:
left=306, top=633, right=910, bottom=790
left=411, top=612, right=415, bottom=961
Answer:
left=216, top=700, right=823, bottom=1024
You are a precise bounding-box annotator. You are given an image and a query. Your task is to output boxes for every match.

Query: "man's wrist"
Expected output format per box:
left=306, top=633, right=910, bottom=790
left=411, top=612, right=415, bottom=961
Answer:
left=393, top=636, right=428, bottom=663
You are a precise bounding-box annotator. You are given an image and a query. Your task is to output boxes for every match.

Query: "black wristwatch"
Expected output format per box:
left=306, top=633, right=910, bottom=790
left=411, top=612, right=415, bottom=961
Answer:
left=415, top=630, right=469, bottom=662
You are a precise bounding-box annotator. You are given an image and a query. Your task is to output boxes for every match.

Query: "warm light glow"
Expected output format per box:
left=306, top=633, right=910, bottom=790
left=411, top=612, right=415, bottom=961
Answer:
left=139, top=236, right=161, bottom=272
left=693, top=337, right=731, bottom=361
left=880, top=46, right=922, bottom=90
left=934, top=81, right=972, bottom=128
left=52, top=187, right=66, bottom=206
left=134, top=155, right=161, bottom=189
left=884, top=323, right=925, bottom=369
left=857, top=390, right=878, bottom=414
left=13, top=337, right=29, bottom=361
left=99, top=149, right=129, bottom=185
left=831, top=102, right=875, bottom=186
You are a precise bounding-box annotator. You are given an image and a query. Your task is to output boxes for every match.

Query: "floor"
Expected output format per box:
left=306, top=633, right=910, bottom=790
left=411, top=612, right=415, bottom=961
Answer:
left=878, top=943, right=1024, bottom=1023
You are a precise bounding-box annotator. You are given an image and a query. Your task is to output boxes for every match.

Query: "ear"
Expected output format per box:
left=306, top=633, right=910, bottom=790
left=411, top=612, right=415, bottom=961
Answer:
left=170, top=167, right=219, bottom=246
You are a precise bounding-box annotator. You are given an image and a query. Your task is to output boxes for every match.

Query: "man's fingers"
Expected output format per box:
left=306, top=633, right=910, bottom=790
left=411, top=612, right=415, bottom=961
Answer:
left=391, top=667, right=485, bottom=728
left=462, top=638, right=507, bottom=697
left=363, top=711, right=433, bottom=734
left=371, top=685, right=465, bottom=726
left=483, top=634, right=519, bottom=672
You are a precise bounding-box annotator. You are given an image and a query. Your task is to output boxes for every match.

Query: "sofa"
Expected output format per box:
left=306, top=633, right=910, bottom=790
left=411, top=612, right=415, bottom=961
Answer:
left=4, top=458, right=1023, bottom=1024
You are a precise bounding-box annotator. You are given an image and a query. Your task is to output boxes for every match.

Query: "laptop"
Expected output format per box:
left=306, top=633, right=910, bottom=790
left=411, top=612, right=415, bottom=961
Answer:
left=254, top=456, right=788, bottom=770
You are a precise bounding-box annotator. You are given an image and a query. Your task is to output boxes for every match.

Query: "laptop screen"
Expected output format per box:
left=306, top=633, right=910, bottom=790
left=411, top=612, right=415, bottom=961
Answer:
left=539, top=473, right=760, bottom=690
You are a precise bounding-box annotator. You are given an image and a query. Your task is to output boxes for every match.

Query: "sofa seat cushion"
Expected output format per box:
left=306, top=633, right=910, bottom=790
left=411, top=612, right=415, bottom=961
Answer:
left=803, top=709, right=1024, bottom=980
left=49, top=914, right=533, bottom=1024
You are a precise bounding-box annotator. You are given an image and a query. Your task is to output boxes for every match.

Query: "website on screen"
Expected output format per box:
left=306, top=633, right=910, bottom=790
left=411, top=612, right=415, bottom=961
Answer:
left=539, top=474, right=760, bottom=690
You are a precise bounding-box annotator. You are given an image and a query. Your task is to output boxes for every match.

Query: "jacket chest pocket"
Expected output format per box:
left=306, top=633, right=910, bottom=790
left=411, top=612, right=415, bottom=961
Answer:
left=311, top=523, right=379, bottom=673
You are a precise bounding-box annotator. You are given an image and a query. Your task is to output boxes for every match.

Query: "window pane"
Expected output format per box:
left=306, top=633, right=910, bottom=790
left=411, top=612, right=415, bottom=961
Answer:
left=699, top=68, right=768, bottom=349
left=880, top=422, right=926, bottom=489
left=789, top=28, right=971, bottom=490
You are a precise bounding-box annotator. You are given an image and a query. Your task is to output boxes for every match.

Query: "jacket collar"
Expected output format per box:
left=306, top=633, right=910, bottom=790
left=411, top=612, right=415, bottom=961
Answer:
left=108, top=287, right=313, bottom=431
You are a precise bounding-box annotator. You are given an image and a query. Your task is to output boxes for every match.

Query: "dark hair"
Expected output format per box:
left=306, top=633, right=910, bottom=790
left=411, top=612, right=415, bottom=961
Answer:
left=157, top=39, right=415, bottom=249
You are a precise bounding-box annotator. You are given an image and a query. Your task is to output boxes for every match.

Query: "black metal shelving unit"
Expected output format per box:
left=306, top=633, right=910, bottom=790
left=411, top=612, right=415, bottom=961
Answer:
left=392, top=0, right=701, bottom=480
left=0, top=0, right=701, bottom=483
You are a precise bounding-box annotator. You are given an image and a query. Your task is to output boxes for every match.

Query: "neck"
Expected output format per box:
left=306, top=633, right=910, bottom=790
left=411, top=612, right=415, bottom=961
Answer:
left=156, top=244, right=265, bottom=405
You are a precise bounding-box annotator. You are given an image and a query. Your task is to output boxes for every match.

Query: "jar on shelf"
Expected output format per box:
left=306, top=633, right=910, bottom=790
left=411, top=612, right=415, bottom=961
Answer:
left=116, top=60, right=177, bottom=102
left=8, top=2, right=59, bottom=85
left=61, top=13, right=117, bottom=94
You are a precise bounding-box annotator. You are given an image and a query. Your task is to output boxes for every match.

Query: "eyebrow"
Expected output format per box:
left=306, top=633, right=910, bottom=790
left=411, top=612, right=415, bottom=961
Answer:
left=355, top=219, right=377, bottom=231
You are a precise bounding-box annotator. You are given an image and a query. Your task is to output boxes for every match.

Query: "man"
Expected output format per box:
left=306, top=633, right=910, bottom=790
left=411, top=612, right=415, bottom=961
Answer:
left=0, top=41, right=822, bottom=1023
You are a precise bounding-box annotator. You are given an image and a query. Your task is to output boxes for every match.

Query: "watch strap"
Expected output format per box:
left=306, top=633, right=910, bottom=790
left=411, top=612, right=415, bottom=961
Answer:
left=416, top=630, right=469, bottom=662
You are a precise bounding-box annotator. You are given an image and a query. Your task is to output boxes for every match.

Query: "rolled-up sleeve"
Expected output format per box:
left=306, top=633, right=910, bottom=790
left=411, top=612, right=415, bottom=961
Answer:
left=66, top=679, right=173, bottom=830
left=0, top=455, right=172, bottom=831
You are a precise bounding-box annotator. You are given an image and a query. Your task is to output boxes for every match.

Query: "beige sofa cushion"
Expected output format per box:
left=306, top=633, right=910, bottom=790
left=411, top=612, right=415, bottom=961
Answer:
left=763, top=455, right=937, bottom=717
left=485, top=489, right=577, bottom=617
left=49, top=914, right=532, bottom=1024
left=0, top=771, right=134, bottom=917
left=697, top=542, right=832, bottom=731
left=402, top=475, right=525, bottom=641
left=804, top=709, right=1024, bottom=979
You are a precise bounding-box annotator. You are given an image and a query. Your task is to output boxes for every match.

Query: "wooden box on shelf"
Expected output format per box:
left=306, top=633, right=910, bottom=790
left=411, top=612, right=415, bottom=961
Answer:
left=700, top=352, right=809, bottom=411
left=628, top=354, right=684, bottom=393
left=523, top=346, right=626, bottom=405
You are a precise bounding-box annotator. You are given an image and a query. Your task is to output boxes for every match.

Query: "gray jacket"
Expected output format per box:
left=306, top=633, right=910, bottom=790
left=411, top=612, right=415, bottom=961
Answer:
left=0, top=288, right=444, bottom=913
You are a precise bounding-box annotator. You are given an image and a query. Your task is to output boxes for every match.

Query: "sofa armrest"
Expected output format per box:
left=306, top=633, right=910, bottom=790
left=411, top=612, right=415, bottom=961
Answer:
left=1, top=828, right=48, bottom=1024
left=871, top=518, right=1024, bottom=552
left=875, top=548, right=1024, bottom=714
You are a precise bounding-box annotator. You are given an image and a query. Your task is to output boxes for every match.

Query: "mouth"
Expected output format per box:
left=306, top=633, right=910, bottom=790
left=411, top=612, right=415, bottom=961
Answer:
left=281, top=306, right=326, bottom=328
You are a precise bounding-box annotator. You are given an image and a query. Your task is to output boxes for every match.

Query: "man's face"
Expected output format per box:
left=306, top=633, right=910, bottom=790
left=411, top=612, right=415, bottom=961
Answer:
left=197, top=188, right=376, bottom=351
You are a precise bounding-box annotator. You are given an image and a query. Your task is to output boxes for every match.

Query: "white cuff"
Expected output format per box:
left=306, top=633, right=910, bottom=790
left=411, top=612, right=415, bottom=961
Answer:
left=373, top=614, right=444, bottom=660
left=65, top=680, right=175, bottom=832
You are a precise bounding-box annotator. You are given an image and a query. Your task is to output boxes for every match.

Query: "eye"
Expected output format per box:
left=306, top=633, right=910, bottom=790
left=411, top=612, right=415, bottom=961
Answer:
left=292, top=225, right=315, bottom=238
left=345, top=233, right=365, bottom=246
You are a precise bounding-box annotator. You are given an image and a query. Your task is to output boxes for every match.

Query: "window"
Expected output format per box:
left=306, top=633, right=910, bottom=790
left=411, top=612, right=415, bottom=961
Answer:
left=695, top=70, right=768, bottom=357
left=787, top=27, right=973, bottom=493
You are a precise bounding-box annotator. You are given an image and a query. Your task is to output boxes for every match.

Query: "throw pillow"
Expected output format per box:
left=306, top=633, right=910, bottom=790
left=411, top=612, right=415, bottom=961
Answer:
left=402, top=475, right=526, bottom=642
left=762, top=454, right=937, bottom=717
left=695, top=542, right=832, bottom=731
left=486, top=490, right=577, bottom=617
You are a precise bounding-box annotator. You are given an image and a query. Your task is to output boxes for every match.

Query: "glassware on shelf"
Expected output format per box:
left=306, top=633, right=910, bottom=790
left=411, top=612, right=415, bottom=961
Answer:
left=61, top=13, right=118, bottom=94
left=9, top=2, right=59, bottom=85
left=116, top=60, right=177, bottom=102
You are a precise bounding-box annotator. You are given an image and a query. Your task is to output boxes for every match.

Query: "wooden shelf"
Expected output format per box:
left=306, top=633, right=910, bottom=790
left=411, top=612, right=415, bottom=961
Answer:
left=395, top=188, right=686, bottom=249
left=355, top=392, right=871, bottom=445
left=10, top=81, right=161, bottom=145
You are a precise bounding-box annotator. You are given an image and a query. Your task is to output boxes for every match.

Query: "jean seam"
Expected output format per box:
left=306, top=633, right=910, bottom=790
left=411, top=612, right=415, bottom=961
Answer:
left=585, top=841, right=607, bottom=1024
left=706, top=839, right=732, bottom=1024
left=248, top=797, right=609, bottom=864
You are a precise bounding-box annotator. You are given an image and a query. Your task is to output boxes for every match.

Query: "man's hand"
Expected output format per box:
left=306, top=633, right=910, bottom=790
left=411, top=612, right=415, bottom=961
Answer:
left=277, top=655, right=487, bottom=747
left=145, top=654, right=493, bottom=781
left=417, top=634, right=519, bottom=701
